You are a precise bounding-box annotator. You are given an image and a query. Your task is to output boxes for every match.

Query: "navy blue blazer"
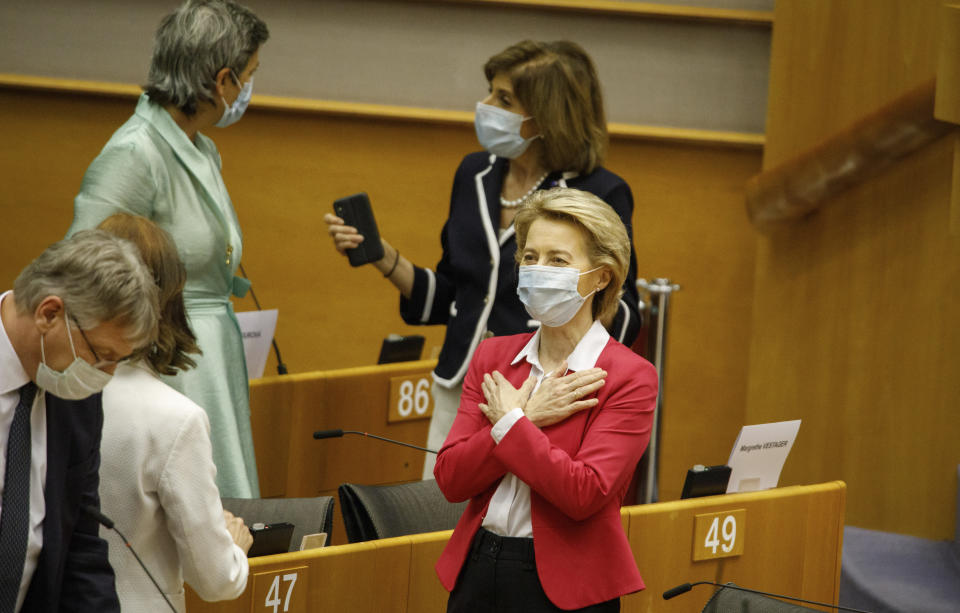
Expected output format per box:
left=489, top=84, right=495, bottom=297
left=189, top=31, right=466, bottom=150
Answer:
left=21, top=392, right=119, bottom=613
left=401, top=152, right=641, bottom=387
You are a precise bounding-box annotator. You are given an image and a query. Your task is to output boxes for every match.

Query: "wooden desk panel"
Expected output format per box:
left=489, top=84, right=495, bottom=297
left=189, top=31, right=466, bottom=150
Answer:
left=249, top=380, right=297, bottom=499
left=251, top=361, right=437, bottom=499
left=187, top=482, right=845, bottom=613
left=622, top=482, right=845, bottom=612
left=186, top=539, right=411, bottom=613
left=407, top=532, right=454, bottom=613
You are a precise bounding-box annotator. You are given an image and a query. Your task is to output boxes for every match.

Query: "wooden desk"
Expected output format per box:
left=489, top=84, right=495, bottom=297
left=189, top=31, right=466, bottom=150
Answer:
left=623, top=481, right=845, bottom=612
left=249, top=361, right=437, bottom=545
left=250, top=360, right=437, bottom=499
left=187, top=481, right=845, bottom=613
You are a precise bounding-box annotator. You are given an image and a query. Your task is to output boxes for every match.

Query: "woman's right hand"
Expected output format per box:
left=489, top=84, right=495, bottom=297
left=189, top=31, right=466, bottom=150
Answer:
left=323, top=214, right=414, bottom=298
left=523, top=361, right=607, bottom=428
left=223, top=510, right=254, bottom=554
left=323, top=213, right=365, bottom=255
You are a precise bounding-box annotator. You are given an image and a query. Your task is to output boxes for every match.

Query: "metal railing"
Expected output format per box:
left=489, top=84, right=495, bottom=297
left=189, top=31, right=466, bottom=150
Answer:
left=634, top=277, right=680, bottom=505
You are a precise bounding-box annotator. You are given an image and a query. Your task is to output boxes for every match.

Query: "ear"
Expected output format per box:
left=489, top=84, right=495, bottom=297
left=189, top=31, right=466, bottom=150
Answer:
left=34, top=296, right=64, bottom=334
left=213, top=66, right=233, bottom=97
left=596, top=266, right=612, bottom=292
left=523, top=116, right=542, bottom=141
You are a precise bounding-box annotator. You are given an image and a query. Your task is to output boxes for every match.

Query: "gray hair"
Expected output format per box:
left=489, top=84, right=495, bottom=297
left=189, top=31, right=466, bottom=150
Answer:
left=144, top=0, right=269, bottom=115
left=13, top=230, right=160, bottom=350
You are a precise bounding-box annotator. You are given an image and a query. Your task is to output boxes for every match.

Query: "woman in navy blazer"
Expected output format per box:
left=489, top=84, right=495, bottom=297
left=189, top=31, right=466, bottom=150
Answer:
left=325, top=41, right=642, bottom=478
left=434, top=188, right=657, bottom=612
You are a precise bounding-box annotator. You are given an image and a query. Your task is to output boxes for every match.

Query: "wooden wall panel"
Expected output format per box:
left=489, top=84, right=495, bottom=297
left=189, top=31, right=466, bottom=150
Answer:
left=0, top=87, right=760, bottom=506
left=763, top=0, right=942, bottom=168
left=749, top=0, right=960, bottom=539
left=614, top=141, right=759, bottom=498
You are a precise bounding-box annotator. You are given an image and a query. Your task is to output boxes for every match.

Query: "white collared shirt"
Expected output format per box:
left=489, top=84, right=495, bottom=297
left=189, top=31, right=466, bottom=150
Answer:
left=481, top=320, right=609, bottom=537
left=0, top=291, right=47, bottom=612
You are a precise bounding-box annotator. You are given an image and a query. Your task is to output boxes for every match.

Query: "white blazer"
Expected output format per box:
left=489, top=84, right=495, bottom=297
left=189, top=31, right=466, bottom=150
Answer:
left=99, top=362, right=248, bottom=612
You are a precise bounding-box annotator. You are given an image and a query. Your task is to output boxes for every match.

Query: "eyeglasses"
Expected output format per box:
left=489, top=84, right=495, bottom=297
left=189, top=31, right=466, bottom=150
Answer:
left=70, top=316, right=131, bottom=370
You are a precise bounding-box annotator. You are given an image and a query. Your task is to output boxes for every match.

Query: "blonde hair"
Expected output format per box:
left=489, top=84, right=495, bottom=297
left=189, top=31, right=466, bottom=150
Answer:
left=514, top=188, right=629, bottom=322
left=98, top=214, right=201, bottom=375
left=484, top=40, right=607, bottom=174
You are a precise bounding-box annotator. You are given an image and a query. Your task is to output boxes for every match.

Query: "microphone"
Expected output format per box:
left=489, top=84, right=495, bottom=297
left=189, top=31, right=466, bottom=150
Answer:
left=662, top=580, right=872, bottom=612
left=313, top=429, right=438, bottom=454
left=84, top=505, right=178, bottom=613
left=662, top=582, right=693, bottom=600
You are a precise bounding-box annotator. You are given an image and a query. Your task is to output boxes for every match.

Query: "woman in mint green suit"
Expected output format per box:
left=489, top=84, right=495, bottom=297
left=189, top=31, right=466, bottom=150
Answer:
left=68, top=0, right=269, bottom=498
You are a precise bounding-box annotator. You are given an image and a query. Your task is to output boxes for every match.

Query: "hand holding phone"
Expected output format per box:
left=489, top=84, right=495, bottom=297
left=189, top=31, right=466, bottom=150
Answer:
left=332, top=192, right=384, bottom=267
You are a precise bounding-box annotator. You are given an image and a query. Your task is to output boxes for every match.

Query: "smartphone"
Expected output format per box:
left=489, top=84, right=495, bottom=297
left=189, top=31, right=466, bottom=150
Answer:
left=333, top=192, right=384, bottom=267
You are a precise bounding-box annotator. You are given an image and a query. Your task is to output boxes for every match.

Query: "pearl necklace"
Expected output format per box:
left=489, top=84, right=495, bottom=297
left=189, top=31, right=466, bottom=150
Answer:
left=500, top=171, right=550, bottom=209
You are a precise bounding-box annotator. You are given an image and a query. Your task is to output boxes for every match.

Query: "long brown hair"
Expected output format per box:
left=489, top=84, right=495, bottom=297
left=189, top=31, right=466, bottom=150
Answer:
left=98, top=213, right=201, bottom=374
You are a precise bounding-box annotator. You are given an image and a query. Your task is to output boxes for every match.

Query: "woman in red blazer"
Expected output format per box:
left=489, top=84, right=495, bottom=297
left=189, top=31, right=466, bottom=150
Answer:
left=434, top=187, right=658, bottom=612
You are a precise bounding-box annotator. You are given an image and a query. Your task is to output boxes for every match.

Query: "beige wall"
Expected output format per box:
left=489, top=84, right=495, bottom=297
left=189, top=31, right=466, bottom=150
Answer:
left=0, top=0, right=771, bottom=132
left=747, top=0, right=960, bottom=539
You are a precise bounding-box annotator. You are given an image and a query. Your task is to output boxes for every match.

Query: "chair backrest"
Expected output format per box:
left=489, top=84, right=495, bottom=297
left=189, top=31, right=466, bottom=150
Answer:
left=701, top=584, right=820, bottom=613
left=221, top=496, right=335, bottom=552
left=338, top=479, right=467, bottom=543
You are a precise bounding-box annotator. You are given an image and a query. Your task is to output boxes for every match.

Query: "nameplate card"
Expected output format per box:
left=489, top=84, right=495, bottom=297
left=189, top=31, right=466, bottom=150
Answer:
left=726, top=419, right=801, bottom=493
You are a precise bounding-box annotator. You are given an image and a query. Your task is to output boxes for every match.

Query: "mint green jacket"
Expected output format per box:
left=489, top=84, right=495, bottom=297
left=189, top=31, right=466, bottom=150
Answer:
left=69, top=94, right=259, bottom=498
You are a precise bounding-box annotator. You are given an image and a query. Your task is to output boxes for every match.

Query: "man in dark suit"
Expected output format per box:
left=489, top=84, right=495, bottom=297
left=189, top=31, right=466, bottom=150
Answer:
left=0, top=230, right=159, bottom=612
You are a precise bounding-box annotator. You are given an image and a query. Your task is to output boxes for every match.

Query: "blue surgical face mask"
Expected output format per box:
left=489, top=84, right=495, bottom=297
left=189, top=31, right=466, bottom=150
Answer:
left=474, top=102, right=541, bottom=159
left=36, top=311, right=113, bottom=400
left=517, top=265, right=600, bottom=327
left=216, top=72, right=253, bottom=128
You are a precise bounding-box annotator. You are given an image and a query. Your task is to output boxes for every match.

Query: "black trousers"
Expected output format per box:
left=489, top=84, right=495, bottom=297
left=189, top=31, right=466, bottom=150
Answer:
left=446, top=528, right=620, bottom=613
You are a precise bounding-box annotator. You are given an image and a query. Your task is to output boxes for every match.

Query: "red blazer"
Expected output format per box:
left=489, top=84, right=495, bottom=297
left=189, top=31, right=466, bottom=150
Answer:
left=434, top=332, right=658, bottom=610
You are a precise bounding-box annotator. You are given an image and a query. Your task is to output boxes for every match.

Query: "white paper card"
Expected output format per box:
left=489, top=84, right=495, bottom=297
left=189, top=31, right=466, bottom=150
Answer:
left=725, top=419, right=801, bottom=493
left=300, top=532, right=327, bottom=551
left=235, top=309, right=278, bottom=380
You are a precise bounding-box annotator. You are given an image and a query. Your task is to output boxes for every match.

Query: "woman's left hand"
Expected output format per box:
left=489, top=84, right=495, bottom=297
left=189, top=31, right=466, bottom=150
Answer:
left=478, top=371, right=536, bottom=425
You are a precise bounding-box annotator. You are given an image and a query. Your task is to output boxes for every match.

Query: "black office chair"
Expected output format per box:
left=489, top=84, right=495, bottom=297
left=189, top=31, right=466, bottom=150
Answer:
left=701, top=583, right=822, bottom=612
left=338, top=480, right=467, bottom=543
left=221, top=496, right=335, bottom=552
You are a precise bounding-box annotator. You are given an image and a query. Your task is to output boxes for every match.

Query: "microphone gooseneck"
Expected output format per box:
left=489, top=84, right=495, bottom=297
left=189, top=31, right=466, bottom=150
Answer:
left=84, top=506, right=178, bottom=613
left=312, top=429, right=438, bottom=454
left=238, top=263, right=288, bottom=375
left=662, top=580, right=873, bottom=613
